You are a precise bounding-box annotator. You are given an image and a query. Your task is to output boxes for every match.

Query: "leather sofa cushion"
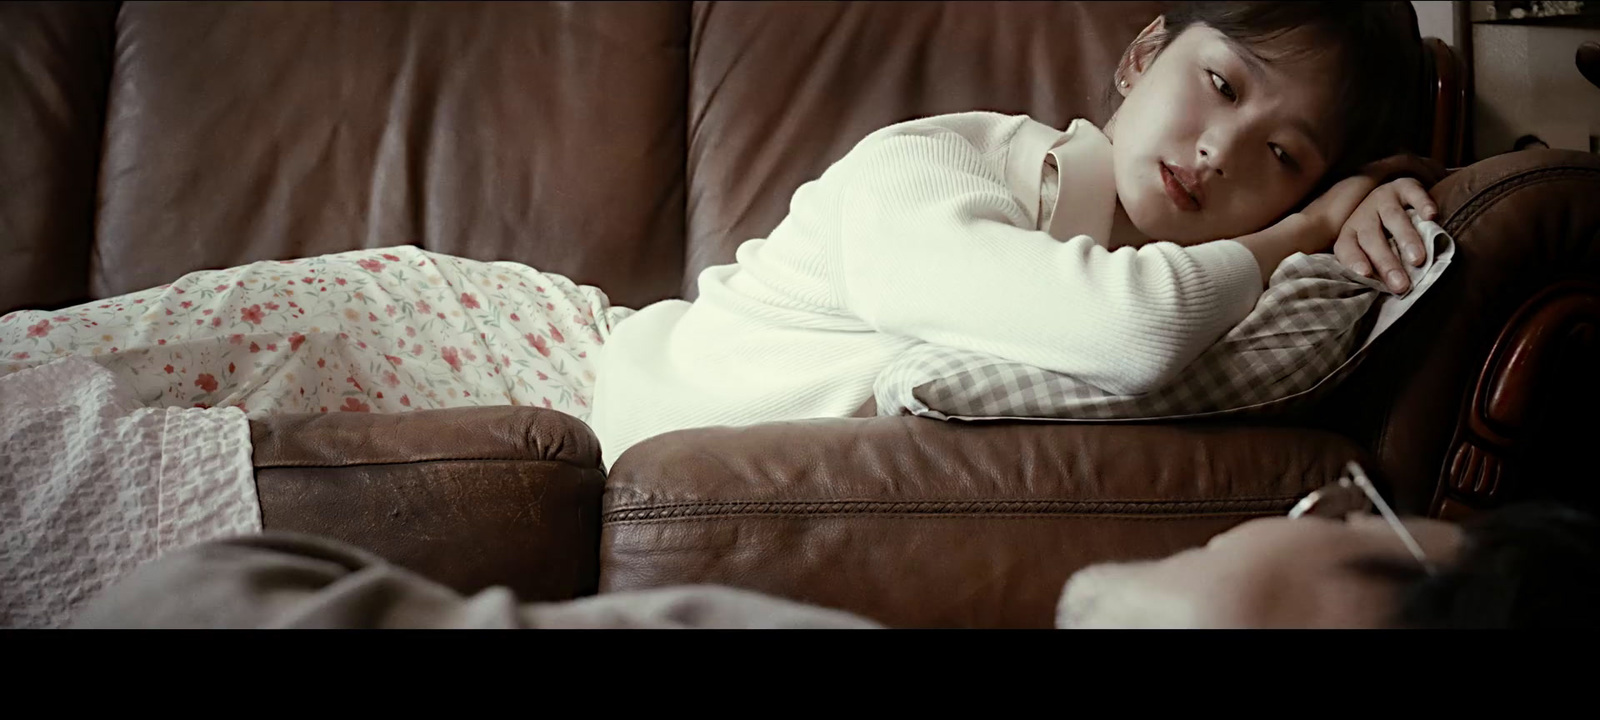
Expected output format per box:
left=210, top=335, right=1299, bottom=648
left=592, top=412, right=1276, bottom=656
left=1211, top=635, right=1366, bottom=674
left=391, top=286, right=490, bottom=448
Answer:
left=602, top=416, right=1367, bottom=627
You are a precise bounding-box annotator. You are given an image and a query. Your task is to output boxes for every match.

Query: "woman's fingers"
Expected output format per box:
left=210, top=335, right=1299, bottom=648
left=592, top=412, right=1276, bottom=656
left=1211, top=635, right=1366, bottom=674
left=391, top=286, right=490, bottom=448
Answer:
left=1330, top=176, right=1437, bottom=289
left=1354, top=214, right=1409, bottom=293
left=1379, top=202, right=1427, bottom=267
left=1333, top=227, right=1373, bottom=277
left=1394, top=177, right=1438, bottom=220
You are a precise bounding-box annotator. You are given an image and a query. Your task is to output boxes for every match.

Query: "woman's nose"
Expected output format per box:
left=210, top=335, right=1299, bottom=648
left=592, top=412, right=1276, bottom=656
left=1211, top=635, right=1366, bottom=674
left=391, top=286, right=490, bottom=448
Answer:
left=1196, top=146, right=1227, bottom=179
left=1196, top=132, right=1235, bottom=179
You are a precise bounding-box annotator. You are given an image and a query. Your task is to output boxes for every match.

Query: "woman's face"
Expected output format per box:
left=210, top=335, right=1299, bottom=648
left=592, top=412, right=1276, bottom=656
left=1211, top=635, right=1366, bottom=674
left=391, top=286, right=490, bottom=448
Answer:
left=1106, top=19, right=1341, bottom=245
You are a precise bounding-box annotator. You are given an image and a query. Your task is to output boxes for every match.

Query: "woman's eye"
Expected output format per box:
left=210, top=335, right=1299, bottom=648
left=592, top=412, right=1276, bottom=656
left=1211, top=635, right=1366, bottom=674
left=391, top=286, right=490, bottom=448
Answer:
left=1209, top=71, right=1237, bottom=102
left=1271, top=144, right=1296, bottom=168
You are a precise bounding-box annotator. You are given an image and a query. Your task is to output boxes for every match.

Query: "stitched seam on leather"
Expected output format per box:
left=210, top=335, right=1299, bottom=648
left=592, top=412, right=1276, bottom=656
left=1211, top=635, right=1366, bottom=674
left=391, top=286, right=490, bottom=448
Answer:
left=602, top=497, right=1299, bottom=523
left=1444, top=166, right=1600, bottom=233
left=603, top=493, right=1303, bottom=510
left=604, top=512, right=1290, bottom=526
left=255, top=456, right=596, bottom=471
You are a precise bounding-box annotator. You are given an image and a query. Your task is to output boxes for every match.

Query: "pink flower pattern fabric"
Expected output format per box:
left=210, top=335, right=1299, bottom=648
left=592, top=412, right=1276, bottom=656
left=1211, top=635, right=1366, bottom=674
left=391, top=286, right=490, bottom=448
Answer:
left=0, top=246, right=633, bottom=421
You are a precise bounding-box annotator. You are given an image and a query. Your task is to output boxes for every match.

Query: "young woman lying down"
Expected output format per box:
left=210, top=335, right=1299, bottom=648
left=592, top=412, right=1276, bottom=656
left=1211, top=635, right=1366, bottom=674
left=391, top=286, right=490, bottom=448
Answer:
left=0, top=3, right=1441, bottom=467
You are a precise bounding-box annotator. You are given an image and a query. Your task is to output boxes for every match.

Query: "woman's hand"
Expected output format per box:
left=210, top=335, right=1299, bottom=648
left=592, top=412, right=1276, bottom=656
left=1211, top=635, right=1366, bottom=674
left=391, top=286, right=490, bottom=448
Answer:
left=1294, top=172, right=1383, bottom=256
left=1233, top=171, right=1379, bottom=285
left=1331, top=177, right=1438, bottom=293
left=1235, top=154, right=1443, bottom=287
left=1296, top=154, right=1441, bottom=254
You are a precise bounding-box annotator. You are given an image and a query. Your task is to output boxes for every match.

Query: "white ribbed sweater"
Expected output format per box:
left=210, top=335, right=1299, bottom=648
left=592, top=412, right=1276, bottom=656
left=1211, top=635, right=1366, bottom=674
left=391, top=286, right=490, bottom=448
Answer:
left=587, top=112, right=1264, bottom=468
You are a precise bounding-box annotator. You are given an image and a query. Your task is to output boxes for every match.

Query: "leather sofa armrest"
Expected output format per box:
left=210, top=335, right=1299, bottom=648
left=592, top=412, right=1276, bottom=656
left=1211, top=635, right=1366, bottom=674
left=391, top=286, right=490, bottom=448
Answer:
left=1318, top=149, right=1600, bottom=518
left=602, top=417, right=1368, bottom=627
left=251, top=406, right=606, bottom=602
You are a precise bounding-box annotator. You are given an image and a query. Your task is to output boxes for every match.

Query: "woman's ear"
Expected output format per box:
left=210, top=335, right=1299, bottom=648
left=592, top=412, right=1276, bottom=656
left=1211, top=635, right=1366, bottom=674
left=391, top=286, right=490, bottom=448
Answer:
left=1116, top=15, right=1167, bottom=96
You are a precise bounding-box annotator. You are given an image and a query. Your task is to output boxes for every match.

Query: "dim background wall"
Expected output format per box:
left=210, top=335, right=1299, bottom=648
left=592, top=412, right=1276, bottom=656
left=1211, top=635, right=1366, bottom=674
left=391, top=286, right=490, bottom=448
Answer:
left=1471, top=19, right=1600, bottom=158
left=1414, top=1, right=1459, bottom=45
left=1413, top=1, right=1600, bottom=160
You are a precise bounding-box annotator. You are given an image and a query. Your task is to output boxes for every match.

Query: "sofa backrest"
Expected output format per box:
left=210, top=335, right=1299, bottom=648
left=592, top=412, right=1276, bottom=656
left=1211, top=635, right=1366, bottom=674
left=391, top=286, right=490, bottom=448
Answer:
left=2, top=1, right=694, bottom=314
left=94, top=1, right=691, bottom=311
left=0, top=2, right=118, bottom=316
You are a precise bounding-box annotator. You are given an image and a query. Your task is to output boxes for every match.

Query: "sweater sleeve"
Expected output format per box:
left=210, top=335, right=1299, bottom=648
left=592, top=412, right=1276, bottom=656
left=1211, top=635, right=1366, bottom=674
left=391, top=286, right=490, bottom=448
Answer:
left=834, top=126, right=1264, bottom=395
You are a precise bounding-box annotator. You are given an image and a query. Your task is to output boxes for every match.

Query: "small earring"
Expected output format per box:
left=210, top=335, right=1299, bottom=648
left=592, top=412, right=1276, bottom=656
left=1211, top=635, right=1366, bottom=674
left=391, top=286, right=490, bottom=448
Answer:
left=1118, top=78, right=1129, bottom=89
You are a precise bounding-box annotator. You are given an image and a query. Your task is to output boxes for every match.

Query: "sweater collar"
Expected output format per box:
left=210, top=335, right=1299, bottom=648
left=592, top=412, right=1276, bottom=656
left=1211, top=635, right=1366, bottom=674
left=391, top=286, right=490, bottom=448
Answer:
left=1046, top=119, right=1117, bottom=248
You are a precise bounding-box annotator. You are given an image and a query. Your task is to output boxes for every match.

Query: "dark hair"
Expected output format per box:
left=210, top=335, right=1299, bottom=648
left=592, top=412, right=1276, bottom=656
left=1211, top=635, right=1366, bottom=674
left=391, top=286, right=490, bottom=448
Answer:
left=1114, top=2, right=1428, bottom=182
left=1353, top=503, right=1600, bottom=629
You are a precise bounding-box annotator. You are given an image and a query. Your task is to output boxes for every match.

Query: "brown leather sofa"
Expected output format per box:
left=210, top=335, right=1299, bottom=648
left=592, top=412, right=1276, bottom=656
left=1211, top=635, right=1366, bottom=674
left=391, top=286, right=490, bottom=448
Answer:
left=4, top=1, right=1598, bottom=627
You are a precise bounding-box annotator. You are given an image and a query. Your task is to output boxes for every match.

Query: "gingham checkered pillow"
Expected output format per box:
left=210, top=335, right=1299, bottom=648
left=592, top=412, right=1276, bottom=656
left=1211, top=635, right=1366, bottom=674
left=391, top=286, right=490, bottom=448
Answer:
left=874, top=228, right=1451, bottom=423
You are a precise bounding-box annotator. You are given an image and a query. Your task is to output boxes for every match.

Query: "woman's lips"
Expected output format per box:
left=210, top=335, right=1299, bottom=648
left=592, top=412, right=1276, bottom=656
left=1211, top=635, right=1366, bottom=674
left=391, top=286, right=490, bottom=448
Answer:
left=1160, top=163, right=1201, bottom=212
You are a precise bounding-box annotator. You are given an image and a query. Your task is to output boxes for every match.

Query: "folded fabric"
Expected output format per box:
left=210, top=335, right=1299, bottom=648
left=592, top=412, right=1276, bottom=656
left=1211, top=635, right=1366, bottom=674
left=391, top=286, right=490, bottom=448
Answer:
left=72, top=532, right=884, bottom=630
left=873, top=212, right=1454, bottom=422
left=0, top=356, right=261, bottom=628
